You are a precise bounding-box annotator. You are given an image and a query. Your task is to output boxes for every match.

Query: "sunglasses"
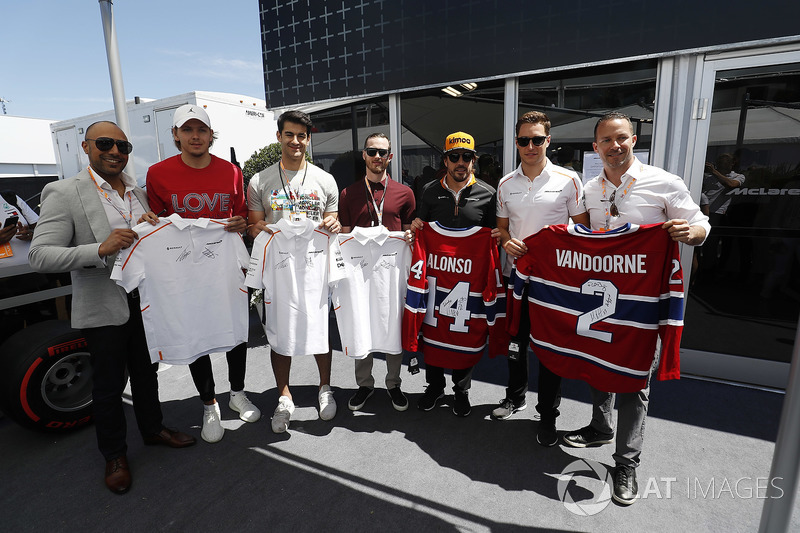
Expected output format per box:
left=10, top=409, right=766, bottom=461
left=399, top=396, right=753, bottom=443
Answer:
left=446, top=152, right=475, bottom=163
left=87, top=137, right=134, bottom=155
left=365, top=148, right=389, bottom=157
left=516, top=135, right=548, bottom=147
left=608, top=189, right=620, bottom=217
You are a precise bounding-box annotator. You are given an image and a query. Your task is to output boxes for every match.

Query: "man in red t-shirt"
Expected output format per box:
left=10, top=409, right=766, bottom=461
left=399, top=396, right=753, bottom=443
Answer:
left=339, top=133, right=415, bottom=412
left=146, top=104, right=258, bottom=444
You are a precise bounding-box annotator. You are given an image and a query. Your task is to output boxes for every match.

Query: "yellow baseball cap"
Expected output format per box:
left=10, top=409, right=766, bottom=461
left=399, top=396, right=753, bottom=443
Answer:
left=444, top=131, right=475, bottom=153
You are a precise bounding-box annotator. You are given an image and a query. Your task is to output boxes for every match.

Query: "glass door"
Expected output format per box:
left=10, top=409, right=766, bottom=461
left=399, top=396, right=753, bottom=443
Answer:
left=681, top=47, right=800, bottom=388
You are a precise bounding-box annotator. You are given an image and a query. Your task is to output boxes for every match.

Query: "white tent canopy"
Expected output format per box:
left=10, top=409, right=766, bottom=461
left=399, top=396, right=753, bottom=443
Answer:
left=0, top=116, right=57, bottom=178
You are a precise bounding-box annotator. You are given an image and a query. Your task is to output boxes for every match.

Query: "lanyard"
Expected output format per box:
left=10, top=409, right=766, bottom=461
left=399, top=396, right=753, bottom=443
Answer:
left=279, top=160, right=308, bottom=203
left=365, top=176, right=388, bottom=226
left=601, top=175, right=636, bottom=231
left=87, top=166, right=134, bottom=228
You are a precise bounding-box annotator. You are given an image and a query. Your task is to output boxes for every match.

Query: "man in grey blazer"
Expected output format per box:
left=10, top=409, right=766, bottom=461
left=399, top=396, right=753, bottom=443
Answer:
left=29, top=121, right=195, bottom=495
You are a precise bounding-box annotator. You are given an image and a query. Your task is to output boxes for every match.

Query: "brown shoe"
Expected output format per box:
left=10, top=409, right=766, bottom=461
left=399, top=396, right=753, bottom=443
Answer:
left=105, top=456, right=131, bottom=494
left=143, top=427, right=197, bottom=448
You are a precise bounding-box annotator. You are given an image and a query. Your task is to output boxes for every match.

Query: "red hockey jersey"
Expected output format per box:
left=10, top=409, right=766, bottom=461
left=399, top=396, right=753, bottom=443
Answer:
left=403, top=222, right=507, bottom=369
left=507, top=223, right=684, bottom=393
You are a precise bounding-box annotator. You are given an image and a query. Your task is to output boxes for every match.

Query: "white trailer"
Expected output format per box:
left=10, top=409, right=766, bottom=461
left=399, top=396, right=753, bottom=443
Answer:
left=50, top=91, right=276, bottom=186
left=0, top=92, right=277, bottom=433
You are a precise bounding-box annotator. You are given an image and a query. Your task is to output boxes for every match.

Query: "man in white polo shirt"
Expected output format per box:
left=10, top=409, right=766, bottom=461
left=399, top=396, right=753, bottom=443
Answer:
left=492, top=111, right=588, bottom=449
left=563, top=112, right=709, bottom=505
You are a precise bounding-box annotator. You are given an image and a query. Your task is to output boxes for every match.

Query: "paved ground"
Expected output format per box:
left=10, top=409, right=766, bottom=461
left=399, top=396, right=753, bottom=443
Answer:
left=1, top=320, right=798, bottom=532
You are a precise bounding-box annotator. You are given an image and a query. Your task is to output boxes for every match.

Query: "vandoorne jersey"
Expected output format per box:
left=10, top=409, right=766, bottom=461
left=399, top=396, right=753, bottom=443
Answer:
left=403, top=222, right=507, bottom=369
left=111, top=214, right=250, bottom=365
left=507, top=223, right=684, bottom=393
left=330, top=226, right=411, bottom=359
left=245, top=218, right=335, bottom=357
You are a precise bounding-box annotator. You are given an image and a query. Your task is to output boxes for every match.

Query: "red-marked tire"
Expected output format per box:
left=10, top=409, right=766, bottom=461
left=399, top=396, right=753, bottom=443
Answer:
left=0, top=320, right=93, bottom=432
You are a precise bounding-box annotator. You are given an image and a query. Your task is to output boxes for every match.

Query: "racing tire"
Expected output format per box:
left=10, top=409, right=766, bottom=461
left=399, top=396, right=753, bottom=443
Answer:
left=0, top=320, right=94, bottom=432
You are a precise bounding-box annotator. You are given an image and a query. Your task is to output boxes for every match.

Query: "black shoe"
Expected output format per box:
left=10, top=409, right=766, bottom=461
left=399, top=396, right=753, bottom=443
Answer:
left=562, top=425, right=614, bottom=448
left=452, top=390, right=471, bottom=417
left=387, top=386, right=408, bottom=411
left=612, top=464, right=638, bottom=505
left=536, top=420, right=558, bottom=447
left=348, top=387, right=374, bottom=411
left=417, top=387, right=444, bottom=411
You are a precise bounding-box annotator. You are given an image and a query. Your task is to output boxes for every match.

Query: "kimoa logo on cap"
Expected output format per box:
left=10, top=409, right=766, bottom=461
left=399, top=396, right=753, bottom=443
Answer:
left=449, top=136, right=472, bottom=145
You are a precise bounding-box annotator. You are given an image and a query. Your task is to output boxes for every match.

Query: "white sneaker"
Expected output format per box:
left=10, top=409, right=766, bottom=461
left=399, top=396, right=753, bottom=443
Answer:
left=318, top=385, right=337, bottom=421
left=229, top=391, right=262, bottom=423
left=271, top=396, right=295, bottom=433
left=201, top=403, right=224, bottom=443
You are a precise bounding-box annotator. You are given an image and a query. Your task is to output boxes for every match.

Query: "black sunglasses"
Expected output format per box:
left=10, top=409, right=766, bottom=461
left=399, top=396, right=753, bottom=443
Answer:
left=516, top=135, right=548, bottom=147
left=446, top=152, right=475, bottom=163
left=87, top=137, right=134, bottom=155
left=365, top=148, right=389, bottom=157
left=609, top=189, right=620, bottom=217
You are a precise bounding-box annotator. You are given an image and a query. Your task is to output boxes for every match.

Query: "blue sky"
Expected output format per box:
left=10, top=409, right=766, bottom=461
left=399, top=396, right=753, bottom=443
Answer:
left=2, top=1, right=264, bottom=121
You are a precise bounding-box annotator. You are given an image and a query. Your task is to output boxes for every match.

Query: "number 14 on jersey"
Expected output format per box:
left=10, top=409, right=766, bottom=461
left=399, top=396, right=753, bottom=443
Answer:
left=410, top=259, right=472, bottom=333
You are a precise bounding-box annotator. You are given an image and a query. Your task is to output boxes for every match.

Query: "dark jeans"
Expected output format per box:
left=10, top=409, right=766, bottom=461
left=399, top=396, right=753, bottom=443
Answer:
left=188, top=342, right=248, bottom=402
left=505, top=280, right=561, bottom=421
left=82, top=294, right=163, bottom=461
left=425, top=364, right=474, bottom=394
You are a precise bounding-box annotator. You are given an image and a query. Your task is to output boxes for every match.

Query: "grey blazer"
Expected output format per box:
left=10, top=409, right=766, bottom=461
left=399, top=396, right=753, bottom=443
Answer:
left=29, top=169, right=150, bottom=329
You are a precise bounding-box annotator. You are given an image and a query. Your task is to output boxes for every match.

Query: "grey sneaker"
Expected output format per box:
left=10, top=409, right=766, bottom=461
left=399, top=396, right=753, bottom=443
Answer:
left=271, top=396, right=295, bottom=434
left=562, top=425, right=614, bottom=448
left=491, top=398, right=527, bottom=420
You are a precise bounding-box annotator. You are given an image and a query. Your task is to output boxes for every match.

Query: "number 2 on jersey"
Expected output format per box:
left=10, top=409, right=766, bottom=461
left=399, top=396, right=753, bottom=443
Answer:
left=422, top=276, right=472, bottom=332
left=576, top=279, right=618, bottom=343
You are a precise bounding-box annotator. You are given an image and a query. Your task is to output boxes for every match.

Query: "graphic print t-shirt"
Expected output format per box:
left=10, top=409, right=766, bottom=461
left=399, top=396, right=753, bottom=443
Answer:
left=247, top=162, right=338, bottom=223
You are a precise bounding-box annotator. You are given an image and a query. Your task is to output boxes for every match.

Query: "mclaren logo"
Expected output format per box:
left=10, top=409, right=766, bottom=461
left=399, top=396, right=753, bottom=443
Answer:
left=729, top=188, right=800, bottom=196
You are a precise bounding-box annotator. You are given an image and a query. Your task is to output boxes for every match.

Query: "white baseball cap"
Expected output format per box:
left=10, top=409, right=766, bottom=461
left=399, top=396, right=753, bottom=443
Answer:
left=173, top=104, right=211, bottom=128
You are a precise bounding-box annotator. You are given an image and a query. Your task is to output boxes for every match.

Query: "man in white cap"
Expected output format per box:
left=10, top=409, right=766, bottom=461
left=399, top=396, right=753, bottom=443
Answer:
left=146, top=104, right=258, bottom=444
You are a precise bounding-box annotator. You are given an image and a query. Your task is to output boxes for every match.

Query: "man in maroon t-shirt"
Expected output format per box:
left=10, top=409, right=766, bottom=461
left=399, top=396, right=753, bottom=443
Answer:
left=338, top=133, right=415, bottom=412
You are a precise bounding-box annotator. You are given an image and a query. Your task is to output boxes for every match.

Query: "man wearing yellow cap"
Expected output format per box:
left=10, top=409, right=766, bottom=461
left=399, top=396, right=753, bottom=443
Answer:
left=410, top=131, right=497, bottom=416
left=415, top=132, right=495, bottom=228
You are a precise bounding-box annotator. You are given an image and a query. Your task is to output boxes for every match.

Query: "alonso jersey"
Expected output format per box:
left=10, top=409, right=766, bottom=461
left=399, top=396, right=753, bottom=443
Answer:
left=330, top=226, right=411, bottom=359
left=507, top=223, right=684, bottom=393
left=111, top=214, right=250, bottom=365
left=245, top=217, right=335, bottom=357
left=403, top=222, right=507, bottom=369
